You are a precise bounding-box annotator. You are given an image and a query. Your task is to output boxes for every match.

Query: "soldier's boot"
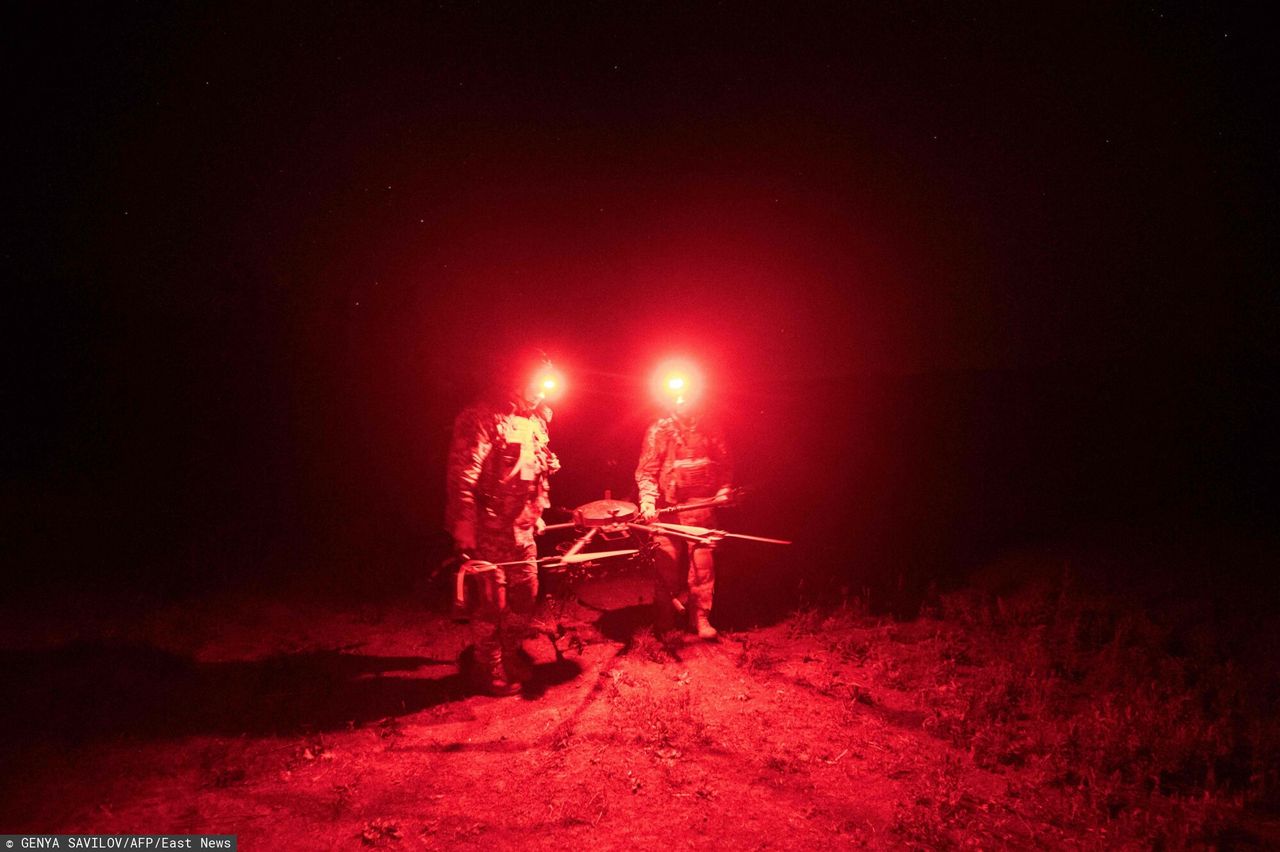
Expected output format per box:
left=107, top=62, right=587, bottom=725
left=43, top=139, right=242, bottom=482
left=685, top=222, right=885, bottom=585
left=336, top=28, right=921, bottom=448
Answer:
left=474, top=645, right=521, bottom=697
left=691, top=607, right=718, bottom=641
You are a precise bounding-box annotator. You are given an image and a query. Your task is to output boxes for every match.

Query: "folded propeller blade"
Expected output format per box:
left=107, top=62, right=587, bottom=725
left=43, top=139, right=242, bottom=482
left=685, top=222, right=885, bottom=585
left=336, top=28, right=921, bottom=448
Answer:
left=552, top=548, right=639, bottom=565
left=486, top=548, right=639, bottom=569
left=720, top=532, right=793, bottom=545
left=646, top=521, right=792, bottom=545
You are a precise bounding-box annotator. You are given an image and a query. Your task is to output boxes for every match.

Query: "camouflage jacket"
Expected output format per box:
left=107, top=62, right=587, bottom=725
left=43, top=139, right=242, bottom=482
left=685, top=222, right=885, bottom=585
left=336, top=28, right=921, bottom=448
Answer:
left=446, top=399, right=557, bottom=546
left=635, top=414, right=732, bottom=509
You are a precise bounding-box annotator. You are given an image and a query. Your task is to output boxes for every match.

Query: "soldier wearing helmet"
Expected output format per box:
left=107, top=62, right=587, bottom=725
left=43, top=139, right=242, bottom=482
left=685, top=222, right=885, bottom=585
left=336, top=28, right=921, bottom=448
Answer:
left=635, top=364, right=733, bottom=640
left=446, top=347, right=562, bottom=695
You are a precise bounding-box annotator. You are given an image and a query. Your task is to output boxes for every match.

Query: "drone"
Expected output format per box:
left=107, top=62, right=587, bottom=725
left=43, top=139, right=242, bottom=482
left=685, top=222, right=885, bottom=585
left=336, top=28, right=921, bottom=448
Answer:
left=454, top=492, right=789, bottom=591
left=541, top=489, right=792, bottom=555
left=452, top=491, right=790, bottom=658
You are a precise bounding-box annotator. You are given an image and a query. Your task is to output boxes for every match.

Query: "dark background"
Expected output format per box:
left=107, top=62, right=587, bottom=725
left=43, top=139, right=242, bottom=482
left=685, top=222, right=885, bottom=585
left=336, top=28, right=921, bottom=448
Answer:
left=4, top=3, right=1275, bottom=611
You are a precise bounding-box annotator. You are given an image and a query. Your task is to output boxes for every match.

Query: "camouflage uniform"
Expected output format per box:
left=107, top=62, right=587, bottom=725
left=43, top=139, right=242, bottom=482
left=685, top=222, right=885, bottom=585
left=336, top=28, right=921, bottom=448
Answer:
left=447, top=399, right=557, bottom=689
left=635, top=414, right=732, bottom=633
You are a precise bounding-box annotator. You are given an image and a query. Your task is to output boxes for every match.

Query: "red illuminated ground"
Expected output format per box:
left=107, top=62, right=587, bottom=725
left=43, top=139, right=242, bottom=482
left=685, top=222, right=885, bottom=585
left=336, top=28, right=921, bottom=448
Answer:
left=1, top=558, right=1276, bottom=849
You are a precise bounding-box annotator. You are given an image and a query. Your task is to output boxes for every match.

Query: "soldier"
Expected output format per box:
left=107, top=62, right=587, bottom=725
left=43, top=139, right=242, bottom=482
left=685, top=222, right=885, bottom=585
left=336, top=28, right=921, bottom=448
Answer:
left=635, top=369, right=734, bottom=640
left=446, top=348, right=561, bottom=696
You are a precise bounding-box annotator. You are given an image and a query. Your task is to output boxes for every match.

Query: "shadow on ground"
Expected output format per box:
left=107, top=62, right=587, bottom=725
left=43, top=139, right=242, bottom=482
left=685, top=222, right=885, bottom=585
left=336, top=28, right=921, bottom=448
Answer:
left=593, top=604, right=652, bottom=646
left=0, top=642, right=466, bottom=741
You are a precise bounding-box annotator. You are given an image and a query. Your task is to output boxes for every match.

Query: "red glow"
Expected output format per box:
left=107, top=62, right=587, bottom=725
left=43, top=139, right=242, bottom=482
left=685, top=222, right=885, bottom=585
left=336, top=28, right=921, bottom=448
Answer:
left=650, top=358, right=704, bottom=410
left=532, top=368, right=565, bottom=403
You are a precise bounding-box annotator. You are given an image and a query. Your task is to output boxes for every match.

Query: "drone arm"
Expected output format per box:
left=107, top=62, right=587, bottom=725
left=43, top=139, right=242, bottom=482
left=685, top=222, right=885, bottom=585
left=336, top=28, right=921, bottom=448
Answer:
left=639, top=520, right=791, bottom=545
left=560, top=526, right=599, bottom=559
left=722, top=532, right=793, bottom=545
left=627, top=522, right=717, bottom=545
left=538, top=521, right=577, bottom=534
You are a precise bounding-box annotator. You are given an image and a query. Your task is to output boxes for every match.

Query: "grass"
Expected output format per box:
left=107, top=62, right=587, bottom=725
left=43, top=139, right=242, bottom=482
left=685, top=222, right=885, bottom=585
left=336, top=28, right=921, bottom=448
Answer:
left=1, top=547, right=1277, bottom=848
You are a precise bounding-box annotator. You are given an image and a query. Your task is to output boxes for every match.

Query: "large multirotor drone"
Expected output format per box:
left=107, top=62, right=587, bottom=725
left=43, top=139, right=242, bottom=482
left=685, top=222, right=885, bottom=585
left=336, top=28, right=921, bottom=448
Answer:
left=454, top=492, right=789, bottom=589
left=453, top=491, right=790, bottom=657
left=541, top=489, right=790, bottom=561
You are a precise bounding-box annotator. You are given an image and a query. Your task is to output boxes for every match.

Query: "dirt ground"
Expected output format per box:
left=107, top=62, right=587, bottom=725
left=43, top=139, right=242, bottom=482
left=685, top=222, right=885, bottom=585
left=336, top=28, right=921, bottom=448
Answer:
left=1, top=558, right=1277, bottom=850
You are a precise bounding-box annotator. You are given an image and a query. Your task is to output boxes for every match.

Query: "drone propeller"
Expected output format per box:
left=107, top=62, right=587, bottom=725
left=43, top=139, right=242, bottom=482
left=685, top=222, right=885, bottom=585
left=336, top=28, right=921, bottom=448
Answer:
left=538, top=521, right=578, bottom=533
left=635, top=521, right=792, bottom=545
left=551, top=548, right=640, bottom=566
left=482, top=548, right=640, bottom=569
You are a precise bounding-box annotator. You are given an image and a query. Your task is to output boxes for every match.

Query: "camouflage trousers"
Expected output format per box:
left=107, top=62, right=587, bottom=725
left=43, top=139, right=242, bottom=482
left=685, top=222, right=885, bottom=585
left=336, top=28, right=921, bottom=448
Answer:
left=652, top=507, right=716, bottom=624
left=469, top=494, right=543, bottom=682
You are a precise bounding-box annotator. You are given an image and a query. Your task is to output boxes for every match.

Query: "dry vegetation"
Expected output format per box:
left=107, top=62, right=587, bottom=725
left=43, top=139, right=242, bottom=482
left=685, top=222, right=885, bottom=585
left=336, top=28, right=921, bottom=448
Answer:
left=1, top=554, right=1277, bottom=849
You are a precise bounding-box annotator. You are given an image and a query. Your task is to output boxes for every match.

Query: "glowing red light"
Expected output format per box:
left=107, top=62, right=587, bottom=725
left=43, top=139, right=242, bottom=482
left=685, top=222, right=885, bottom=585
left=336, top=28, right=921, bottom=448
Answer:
left=650, top=359, right=704, bottom=409
left=531, top=367, right=565, bottom=403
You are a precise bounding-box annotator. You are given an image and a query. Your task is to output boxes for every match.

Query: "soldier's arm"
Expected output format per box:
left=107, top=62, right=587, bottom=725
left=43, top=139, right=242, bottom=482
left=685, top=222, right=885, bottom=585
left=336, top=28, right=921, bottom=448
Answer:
left=445, top=407, right=492, bottom=552
left=711, top=422, right=735, bottom=500
left=537, top=409, right=560, bottom=474
left=635, top=422, right=663, bottom=516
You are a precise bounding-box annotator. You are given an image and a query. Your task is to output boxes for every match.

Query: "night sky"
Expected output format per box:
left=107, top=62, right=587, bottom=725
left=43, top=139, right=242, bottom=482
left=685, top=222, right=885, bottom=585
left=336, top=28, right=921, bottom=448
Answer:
left=5, top=3, right=1276, bottom=598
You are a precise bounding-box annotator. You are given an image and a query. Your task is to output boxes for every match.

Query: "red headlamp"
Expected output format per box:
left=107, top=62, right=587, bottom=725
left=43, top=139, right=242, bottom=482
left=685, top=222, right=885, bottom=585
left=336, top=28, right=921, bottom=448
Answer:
left=650, top=358, right=703, bottom=409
